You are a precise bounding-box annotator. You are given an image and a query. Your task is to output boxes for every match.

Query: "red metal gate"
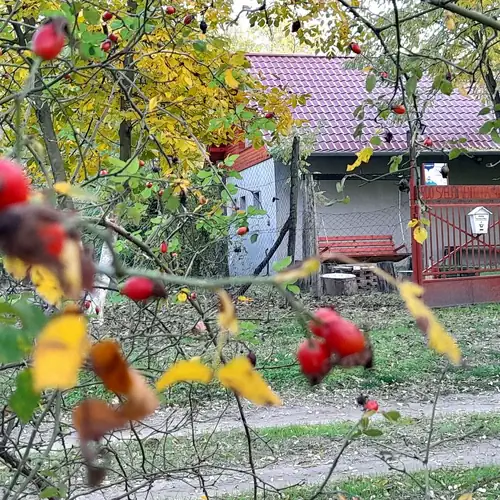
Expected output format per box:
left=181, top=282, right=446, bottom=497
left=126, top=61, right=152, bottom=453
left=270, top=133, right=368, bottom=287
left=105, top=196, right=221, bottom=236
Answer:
left=413, top=185, right=500, bottom=307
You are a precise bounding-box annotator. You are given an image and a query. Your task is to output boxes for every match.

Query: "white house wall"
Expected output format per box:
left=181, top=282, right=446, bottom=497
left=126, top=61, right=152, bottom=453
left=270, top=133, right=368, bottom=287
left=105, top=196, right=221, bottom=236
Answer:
left=227, top=158, right=279, bottom=276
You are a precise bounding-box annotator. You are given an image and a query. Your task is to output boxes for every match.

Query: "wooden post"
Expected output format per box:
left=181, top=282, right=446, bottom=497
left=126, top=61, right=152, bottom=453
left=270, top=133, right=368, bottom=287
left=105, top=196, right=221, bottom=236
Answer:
left=287, top=136, right=300, bottom=262
left=302, top=172, right=320, bottom=297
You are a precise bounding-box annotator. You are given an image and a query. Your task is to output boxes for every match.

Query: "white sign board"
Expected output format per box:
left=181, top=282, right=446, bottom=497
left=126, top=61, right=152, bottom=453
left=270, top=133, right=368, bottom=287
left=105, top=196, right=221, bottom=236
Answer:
left=468, top=206, right=492, bottom=235
left=423, top=163, right=448, bottom=186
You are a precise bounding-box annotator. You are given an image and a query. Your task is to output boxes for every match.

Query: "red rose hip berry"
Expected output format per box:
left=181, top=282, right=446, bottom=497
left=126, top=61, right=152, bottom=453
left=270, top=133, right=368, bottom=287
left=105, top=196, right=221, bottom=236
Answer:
left=392, top=104, right=406, bottom=115
left=0, top=159, right=30, bottom=209
left=102, top=11, right=113, bottom=22
left=364, top=399, right=379, bottom=412
left=309, top=307, right=339, bottom=338
left=32, top=18, right=67, bottom=60
left=38, top=222, right=66, bottom=257
left=309, top=308, right=366, bottom=358
left=297, top=338, right=332, bottom=385
left=121, top=276, right=165, bottom=301
left=166, top=6, right=176, bottom=15
left=160, top=241, right=168, bottom=254
left=349, top=42, right=361, bottom=54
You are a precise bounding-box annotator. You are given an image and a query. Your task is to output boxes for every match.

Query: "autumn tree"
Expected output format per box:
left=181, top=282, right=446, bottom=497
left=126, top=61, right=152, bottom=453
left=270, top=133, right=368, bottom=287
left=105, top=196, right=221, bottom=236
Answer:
left=0, top=0, right=493, bottom=498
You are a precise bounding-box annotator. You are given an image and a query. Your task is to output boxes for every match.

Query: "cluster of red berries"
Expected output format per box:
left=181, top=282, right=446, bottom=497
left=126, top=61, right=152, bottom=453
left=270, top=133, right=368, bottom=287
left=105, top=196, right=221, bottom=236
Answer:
left=0, top=159, right=67, bottom=258
left=297, top=308, right=366, bottom=384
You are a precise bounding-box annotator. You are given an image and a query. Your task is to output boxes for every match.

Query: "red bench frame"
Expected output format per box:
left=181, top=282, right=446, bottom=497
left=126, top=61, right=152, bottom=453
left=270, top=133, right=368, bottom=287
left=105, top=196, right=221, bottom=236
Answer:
left=318, top=234, right=409, bottom=263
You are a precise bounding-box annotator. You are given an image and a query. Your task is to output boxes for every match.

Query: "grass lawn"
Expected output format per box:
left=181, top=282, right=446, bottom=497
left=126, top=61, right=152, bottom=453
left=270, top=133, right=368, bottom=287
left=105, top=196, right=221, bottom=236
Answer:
left=61, top=292, right=500, bottom=408
left=226, top=466, right=500, bottom=499
left=237, top=294, right=500, bottom=399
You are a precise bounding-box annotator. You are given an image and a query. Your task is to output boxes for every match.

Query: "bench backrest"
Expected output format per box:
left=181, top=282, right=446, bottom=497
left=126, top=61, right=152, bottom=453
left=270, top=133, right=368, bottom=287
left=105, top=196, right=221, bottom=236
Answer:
left=318, top=235, right=396, bottom=256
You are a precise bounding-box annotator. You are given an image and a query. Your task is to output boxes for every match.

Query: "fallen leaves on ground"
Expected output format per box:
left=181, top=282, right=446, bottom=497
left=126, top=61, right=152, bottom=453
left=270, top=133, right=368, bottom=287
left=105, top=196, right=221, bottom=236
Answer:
left=32, top=306, right=89, bottom=391
left=398, top=281, right=461, bottom=365
left=156, top=358, right=213, bottom=391
left=217, top=356, right=281, bottom=406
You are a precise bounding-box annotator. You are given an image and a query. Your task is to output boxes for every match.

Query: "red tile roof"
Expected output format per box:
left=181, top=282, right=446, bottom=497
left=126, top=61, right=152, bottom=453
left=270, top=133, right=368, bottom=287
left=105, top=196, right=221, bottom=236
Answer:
left=247, top=54, right=498, bottom=154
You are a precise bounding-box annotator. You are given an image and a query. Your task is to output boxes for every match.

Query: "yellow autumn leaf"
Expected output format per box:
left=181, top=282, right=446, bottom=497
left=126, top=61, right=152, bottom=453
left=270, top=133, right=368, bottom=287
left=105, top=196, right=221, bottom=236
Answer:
left=347, top=147, right=373, bottom=172
left=177, top=291, right=188, bottom=302
left=218, top=289, right=238, bottom=334
left=413, top=226, right=428, bottom=244
left=3, top=257, right=29, bottom=280
left=156, top=358, right=213, bottom=391
left=398, top=282, right=461, bottom=365
left=30, top=265, right=63, bottom=306
left=224, top=69, right=239, bottom=89
left=457, top=494, right=473, bottom=500
left=59, top=239, right=83, bottom=300
left=53, top=182, right=97, bottom=201
left=237, top=295, right=253, bottom=303
left=408, top=219, right=419, bottom=228
left=149, top=95, right=160, bottom=113
left=32, top=307, right=89, bottom=391
left=218, top=357, right=281, bottom=406
left=445, top=12, right=456, bottom=31
left=274, top=258, right=320, bottom=283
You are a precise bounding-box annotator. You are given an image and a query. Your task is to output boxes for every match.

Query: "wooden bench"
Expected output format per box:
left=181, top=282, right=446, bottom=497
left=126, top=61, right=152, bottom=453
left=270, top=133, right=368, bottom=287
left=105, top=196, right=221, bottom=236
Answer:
left=318, top=235, right=409, bottom=263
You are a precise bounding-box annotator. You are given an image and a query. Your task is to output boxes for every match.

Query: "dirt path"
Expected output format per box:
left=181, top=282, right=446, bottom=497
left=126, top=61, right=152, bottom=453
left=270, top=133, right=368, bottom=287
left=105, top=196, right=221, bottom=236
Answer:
left=65, top=391, right=500, bottom=499
left=93, top=390, right=500, bottom=443
left=80, top=438, right=500, bottom=499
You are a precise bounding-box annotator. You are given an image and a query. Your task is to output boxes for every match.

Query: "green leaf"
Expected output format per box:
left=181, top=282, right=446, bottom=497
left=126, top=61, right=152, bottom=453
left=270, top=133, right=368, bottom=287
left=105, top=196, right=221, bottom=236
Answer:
left=363, top=428, right=383, bottom=437
left=250, top=233, right=258, bottom=243
left=226, top=183, right=238, bottom=195
left=286, top=284, right=301, bottom=295
left=40, top=486, right=66, bottom=499
left=353, top=123, right=363, bottom=139
left=197, top=170, right=212, bottom=179
left=247, top=206, right=267, bottom=216
left=0, top=326, right=30, bottom=363
left=479, top=121, right=495, bottom=134
left=478, top=107, right=491, bottom=116
left=273, top=255, right=292, bottom=272
left=193, top=40, right=207, bottom=52
left=224, top=154, right=240, bottom=167
left=370, top=136, right=382, bottom=146
left=388, top=155, right=403, bottom=173
left=449, top=148, right=462, bottom=160
left=382, top=410, right=401, bottom=422
left=366, top=74, right=376, bottom=93
left=439, top=80, right=453, bottom=96
left=228, top=170, right=243, bottom=179
left=9, top=369, right=40, bottom=424
left=165, top=193, right=180, bottom=212
left=491, top=129, right=500, bottom=144
left=406, top=75, right=418, bottom=97
left=81, top=31, right=107, bottom=44
left=240, top=111, right=254, bottom=120
left=83, top=8, right=101, bottom=24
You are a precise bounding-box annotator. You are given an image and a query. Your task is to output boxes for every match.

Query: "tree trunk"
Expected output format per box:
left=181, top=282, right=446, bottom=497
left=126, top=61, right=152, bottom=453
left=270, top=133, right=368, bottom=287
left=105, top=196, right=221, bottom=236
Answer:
left=287, top=136, right=300, bottom=261
left=91, top=1, right=136, bottom=322
left=301, top=172, right=320, bottom=296
left=376, top=261, right=396, bottom=293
